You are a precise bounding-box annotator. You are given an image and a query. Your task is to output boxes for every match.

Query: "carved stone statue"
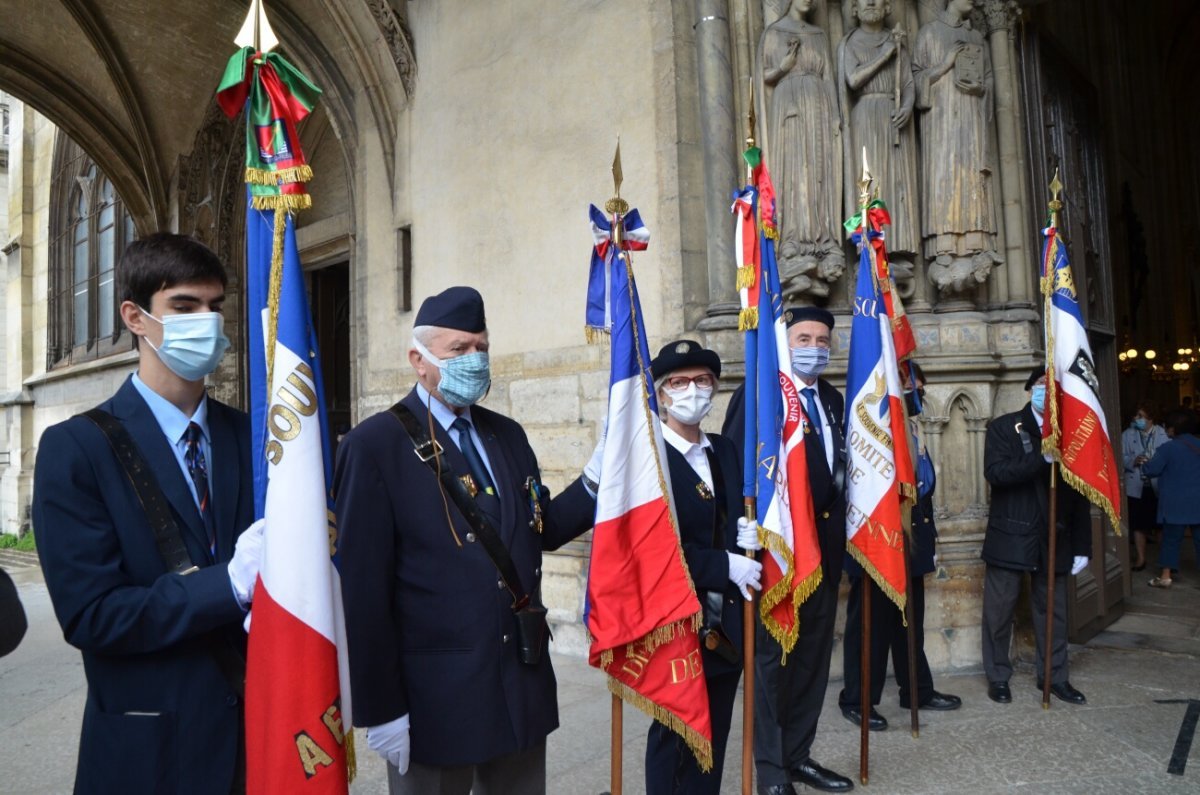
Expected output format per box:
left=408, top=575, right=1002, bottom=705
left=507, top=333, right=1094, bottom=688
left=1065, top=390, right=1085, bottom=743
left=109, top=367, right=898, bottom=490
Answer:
left=759, top=0, right=844, bottom=300
left=913, top=0, right=1002, bottom=295
left=838, top=0, right=919, bottom=292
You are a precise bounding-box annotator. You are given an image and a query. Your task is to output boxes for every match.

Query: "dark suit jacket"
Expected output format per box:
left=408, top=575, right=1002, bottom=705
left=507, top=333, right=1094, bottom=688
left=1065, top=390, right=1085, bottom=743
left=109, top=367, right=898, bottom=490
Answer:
left=33, top=375, right=253, bottom=795
left=664, top=432, right=744, bottom=676
left=982, top=405, right=1092, bottom=573
left=722, top=377, right=848, bottom=582
left=333, top=388, right=596, bottom=767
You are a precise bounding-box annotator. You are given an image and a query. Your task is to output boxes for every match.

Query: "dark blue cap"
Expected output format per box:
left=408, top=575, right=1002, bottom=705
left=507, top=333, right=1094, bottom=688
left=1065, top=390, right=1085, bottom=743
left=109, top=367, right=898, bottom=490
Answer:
left=414, top=286, right=487, bottom=332
left=650, top=339, right=722, bottom=381
left=784, top=305, right=835, bottom=330
left=1025, top=366, right=1047, bottom=391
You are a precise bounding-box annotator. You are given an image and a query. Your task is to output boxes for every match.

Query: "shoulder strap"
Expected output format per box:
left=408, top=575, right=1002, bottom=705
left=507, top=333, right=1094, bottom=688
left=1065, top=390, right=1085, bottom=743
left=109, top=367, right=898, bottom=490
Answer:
left=387, top=401, right=529, bottom=610
left=704, top=443, right=729, bottom=550
left=80, top=409, right=200, bottom=575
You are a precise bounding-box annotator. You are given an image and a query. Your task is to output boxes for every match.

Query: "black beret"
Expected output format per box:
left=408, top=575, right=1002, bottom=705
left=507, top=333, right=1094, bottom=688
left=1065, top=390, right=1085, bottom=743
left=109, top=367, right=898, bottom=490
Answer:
left=414, top=286, right=486, bottom=332
left=650, top=339, right=721, bottom=382
left=784, top=305, right=835, bottom=330
left=1025, top=366, right=1047, bottom=391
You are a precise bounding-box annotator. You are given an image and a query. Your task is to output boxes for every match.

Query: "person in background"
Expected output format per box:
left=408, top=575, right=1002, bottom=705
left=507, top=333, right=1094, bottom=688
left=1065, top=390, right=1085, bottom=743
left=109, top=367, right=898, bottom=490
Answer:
left=839, top=361, right=961, bottom=731
left=1141, top=409, right=1200, bottom=588
left=1121, top=403, right=1169, bottom=571
left=643, top=340, right=761, bottom=795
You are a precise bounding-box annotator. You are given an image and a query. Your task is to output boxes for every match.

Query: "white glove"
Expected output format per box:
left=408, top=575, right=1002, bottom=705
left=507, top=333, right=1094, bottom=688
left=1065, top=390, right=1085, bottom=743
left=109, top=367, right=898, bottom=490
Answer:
left=228, top=518, right=266, bottom=609
left=1071, top=556, right=1089, bottom=576
left=736, top=516, right=762, bottom=551
left=366, top=713, right=411, bottom=774
left=583, top=418, right=608, bottom=487
left=727, top=552, right=763, bottom=601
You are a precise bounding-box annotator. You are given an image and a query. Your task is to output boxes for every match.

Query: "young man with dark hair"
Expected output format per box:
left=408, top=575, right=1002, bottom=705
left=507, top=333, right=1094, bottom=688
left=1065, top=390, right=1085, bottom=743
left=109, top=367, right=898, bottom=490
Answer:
left=34, top=233, right=264, bottom=794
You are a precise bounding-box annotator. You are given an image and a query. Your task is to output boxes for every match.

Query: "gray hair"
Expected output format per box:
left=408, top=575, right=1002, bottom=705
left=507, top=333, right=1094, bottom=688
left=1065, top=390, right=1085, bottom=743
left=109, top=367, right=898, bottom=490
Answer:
left=411, top=325, right=438, bottom=351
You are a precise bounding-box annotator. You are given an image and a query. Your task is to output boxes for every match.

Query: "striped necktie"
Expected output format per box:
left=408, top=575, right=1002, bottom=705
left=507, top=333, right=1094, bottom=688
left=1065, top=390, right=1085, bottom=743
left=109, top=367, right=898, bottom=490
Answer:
left=183, top=421, right=216, bottom=559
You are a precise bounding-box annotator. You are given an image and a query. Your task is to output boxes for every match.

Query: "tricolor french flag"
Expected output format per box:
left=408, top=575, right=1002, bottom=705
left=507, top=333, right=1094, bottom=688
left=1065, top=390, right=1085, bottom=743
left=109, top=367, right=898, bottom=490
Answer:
left=244, top=205, right=352, bottom=793
left=583, top=204, right=713, bottom=772
left=1040, top=223, right=1121, bottom=529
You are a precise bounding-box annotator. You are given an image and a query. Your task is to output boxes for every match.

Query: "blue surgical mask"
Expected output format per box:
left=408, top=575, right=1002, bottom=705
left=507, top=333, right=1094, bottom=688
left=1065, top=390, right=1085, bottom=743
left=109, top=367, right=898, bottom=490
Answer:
left=140, top=309, right=230, bottom=382
left=1031, top=384, right=1046, bottom=414
left=1133, top=417, right=1148, bottom=431
left=791, top=346, right=830, bottom=380
left=413, top=337, right=491, bottom=407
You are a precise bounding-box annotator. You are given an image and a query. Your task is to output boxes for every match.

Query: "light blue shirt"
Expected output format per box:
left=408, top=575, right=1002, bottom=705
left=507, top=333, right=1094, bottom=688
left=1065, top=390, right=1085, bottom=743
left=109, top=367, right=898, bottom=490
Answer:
left=415, top=383, right=498, bottom=489
left=131, top=372, right=211, bottom=517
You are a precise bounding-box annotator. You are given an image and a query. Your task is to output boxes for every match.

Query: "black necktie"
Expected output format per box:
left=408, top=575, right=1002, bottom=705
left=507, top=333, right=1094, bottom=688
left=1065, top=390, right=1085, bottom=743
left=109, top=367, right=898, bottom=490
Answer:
left=801, top=387, right=829, bottom=470
left=183, top=422, right=216, bottom=559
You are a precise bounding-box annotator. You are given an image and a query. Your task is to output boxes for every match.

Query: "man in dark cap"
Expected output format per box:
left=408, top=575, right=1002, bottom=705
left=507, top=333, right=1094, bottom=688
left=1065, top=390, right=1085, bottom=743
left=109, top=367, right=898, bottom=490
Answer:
left=645, top=340, right=761, bottom=795
left=981, top=366, right=1091, bottom=705
left=722, top=305, right=853, bottom=794
left=334, top=286, right=601, bottom=794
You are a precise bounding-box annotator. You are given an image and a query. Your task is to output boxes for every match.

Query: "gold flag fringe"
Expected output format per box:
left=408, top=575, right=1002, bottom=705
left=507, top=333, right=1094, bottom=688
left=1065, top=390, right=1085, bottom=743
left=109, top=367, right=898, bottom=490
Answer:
left=251, top=193, right=313, bottom=212
left=345, top=729, right=357, bottom=783
left=735, top=266, right=755, bottom=291
left=245, top=164, right=314, bottom=186
left=264, top=208, right=287, bottom=398
left=1056, top=465, right=1122, bottom=536
left=757, top=526, right=822, bottom=661
left=607, top=676, right=714, bottom=774
left=585, top=326, right=610, bottom=345
left=738, top=306, right=759, bottom=332
left=761, top=224, right=779, bottom=241
left=846, top=543, right=907, bottom=619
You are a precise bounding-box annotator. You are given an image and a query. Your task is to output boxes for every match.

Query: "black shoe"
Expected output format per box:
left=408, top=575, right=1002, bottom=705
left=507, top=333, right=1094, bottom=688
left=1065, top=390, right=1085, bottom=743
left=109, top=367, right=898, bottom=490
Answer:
left=1037, top=680, right=1087, bottom=704
left=791, top=758, right=855, bottom=792
left=987, top=681, right=1011, bottom=703
left=900, top=690, right=962, bottom=711
left=757, top=785, right=798, bottom=795
left=840, top=705, right=888, bottom=731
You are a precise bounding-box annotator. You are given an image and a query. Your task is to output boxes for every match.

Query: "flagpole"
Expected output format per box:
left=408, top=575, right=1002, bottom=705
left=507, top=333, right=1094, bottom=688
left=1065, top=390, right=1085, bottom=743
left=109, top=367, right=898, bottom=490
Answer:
left=740, top=98, right=758, bottom=795
left=856, top=150, right=874, bottom=786
left=901, top=532, right=920, bottom=736
left=1041, top=171, right=1064, bottom=711
left=607, top=141, right=626, bottom=795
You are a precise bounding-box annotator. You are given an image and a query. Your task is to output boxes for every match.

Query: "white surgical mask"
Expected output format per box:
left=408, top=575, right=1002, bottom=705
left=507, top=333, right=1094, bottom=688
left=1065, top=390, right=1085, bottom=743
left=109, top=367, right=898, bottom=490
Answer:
left=791, top=346, right=830, bottom=380
left=663, top=382, right=713, bottom=426
left=140, top=308, right=230, bottom=382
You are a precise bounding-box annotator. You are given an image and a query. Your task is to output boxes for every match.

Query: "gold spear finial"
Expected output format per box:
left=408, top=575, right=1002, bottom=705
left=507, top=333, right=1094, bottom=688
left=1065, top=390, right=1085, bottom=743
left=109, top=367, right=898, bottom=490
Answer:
left=857, top=147, right=874, bottom=208
left=1048, top=168, right=1063, bottom=225
left=606, top=138, right=629, bottom=216
left=747, top=81, right=757, bottom=149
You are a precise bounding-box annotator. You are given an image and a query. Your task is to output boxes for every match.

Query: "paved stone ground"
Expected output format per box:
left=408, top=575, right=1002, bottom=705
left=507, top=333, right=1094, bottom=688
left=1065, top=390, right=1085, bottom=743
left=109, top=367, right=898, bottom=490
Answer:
left=2, top=544, right=1197, bottom=794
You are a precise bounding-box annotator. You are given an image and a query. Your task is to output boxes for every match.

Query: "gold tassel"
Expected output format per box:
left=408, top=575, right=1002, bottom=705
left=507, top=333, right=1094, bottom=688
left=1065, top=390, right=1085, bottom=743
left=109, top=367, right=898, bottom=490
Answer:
left=738, top=306, right=759, bottom=332
left=735, top=266, right=755, bottom=291
left=585, top=326, right=611, bottom=345
left=761, top=224, right=779, bottom=241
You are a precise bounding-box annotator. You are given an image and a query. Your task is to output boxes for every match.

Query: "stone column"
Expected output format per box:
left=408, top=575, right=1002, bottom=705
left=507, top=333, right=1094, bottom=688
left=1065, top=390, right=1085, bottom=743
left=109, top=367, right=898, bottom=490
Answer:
left=965, top=414, right=990, bottom=509
left=985, top=0, right=1035, bottom=308
left=920, top=414, right=949, bottom=515
left=695, top=0, right=740, bottom=328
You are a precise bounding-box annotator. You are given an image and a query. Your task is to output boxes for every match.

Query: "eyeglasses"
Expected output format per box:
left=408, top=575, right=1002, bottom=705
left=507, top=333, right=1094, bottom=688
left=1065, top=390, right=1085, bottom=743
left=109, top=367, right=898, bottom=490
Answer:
left=665, top=374, right=716, bottom=391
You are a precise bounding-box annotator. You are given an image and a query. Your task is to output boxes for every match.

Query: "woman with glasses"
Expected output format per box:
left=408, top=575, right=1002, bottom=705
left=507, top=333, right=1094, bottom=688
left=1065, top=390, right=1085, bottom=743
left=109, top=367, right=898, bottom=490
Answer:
left=642, top=339, right=761, bottom=795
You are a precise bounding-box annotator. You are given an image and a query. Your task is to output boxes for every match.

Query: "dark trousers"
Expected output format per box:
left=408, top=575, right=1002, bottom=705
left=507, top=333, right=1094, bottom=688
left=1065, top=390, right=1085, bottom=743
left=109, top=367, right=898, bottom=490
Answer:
left=645, top=667, right=740, bottom=795
left=753, top=569, right=838, bottom=786
left=387, top=742, right=546, bottom=795
left=981, top=565, right=1069, bottom=686
left=840, top=575, right=934, bottom=710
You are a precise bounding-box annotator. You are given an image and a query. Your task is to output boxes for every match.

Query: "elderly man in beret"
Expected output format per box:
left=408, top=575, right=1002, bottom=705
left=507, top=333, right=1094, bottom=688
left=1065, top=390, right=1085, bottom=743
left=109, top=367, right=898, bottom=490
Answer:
left=723, top=306, right=854, bottom=794
left=334, top=286, right=601, bottom=794
left=644, top=339, right=762, bottom=795
left=981, top=367, right=1091, bottom=706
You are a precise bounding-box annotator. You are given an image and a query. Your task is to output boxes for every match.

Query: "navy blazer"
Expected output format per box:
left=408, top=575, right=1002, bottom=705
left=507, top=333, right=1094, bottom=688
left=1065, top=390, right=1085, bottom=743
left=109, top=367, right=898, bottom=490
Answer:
left=723, top=377, right=848, bottom=582
left=33, top=375, right=253, bottom=795
left=664, top=432, right=744, bottom=676
left=333, top=388, right=596, bottom=768
left=1140, top=434, right=1200, bottom=525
